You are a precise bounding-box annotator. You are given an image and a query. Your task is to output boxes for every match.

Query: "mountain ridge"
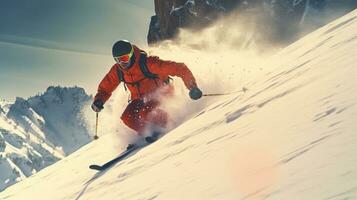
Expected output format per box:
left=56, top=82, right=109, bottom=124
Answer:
left=0, top=86, right=92, bottom=191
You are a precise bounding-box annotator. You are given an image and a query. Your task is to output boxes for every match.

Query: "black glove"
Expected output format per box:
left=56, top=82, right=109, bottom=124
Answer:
left=189, top=87, right=202, bottom=100
left=91, top=99, right=104, bottom=112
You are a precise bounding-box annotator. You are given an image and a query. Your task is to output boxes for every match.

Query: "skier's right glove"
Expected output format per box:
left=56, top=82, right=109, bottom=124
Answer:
left=189, top=87, right=202, bottom=100
left=91, top=99, right=104, bottom=112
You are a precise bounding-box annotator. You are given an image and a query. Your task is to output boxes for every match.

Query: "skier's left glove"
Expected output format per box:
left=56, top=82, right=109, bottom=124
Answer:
left=91, top=99, right=104, bottom=112
left=189, top=87, right=202, bottom=100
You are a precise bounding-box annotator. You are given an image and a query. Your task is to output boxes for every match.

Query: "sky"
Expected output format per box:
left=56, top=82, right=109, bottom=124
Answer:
left=0, top=0, right=155, bottom=101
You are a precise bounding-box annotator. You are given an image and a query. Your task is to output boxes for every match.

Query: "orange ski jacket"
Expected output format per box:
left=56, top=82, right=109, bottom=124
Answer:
left=94, top=46, right=198, bottom=103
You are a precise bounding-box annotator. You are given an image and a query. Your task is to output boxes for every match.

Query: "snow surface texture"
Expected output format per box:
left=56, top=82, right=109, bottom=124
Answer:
left=1, top=10, right=357, bottom=200
left=0, top=87, right=92, bottom=191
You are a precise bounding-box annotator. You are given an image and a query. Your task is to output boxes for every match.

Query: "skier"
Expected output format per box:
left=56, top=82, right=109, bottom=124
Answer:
left=91, top=40, right=202, bottom=144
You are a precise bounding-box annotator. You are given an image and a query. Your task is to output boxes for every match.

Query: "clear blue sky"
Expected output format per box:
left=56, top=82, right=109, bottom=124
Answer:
left=0, top=0, right=154, bottom=101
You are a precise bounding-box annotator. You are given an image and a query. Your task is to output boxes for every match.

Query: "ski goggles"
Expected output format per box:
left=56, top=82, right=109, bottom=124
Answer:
left=114, top=46, right=134, bottom=63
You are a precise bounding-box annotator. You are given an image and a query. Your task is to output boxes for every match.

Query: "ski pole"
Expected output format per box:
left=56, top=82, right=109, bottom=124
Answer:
left=94, top=112, right=99, bottom=140
left=203, top=87, right=248, bottom=97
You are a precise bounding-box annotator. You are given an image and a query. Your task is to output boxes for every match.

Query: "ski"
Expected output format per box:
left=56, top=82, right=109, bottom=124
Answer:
left=89, top=144, right=141, bottom=171
left=89, top=131, right=162, bottom=171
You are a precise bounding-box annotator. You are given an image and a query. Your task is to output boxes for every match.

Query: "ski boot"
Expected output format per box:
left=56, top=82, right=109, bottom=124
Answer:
left=144, top=131, right=162, bottom=143
left=126, top=143, right=136, bottom=150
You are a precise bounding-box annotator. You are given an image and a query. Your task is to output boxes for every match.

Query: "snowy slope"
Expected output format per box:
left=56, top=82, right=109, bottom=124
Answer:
left=1, top=10, right=357, bottom=200
left=0, top=86, right=92, bottom=191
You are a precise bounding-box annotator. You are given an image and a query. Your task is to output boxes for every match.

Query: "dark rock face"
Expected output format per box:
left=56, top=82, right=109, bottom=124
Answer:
left=148, top=0, right=233, bottom=44
left=147, top=0, right=357, bottom=46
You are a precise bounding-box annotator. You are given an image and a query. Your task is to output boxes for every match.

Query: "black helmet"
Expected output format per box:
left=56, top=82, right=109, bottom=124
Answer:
left=112, top=40, right=133, bottom=57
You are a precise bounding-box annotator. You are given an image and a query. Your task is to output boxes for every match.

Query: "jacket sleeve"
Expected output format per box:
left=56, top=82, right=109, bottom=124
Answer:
left=94, top=65, right=120, bottom=103
left=147, top=56, right=198, bottom=90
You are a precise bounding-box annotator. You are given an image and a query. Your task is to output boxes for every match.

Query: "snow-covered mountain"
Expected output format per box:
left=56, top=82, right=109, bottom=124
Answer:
left=1, top=9, right=356, bottom=200
left=0, top=86, right=92, bottom=191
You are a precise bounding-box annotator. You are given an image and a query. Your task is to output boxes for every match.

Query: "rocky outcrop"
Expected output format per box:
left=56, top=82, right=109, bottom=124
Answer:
left=147, top=0, right=357, bottom=46
left=148, top=0, right=236, bottom=45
